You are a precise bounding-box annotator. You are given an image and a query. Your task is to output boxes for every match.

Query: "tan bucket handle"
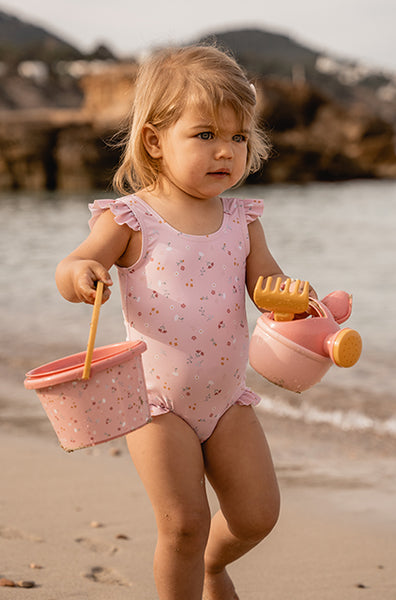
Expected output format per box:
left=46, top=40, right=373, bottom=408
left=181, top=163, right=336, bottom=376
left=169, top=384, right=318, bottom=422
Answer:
left=82, top=280, right=104, bottom=380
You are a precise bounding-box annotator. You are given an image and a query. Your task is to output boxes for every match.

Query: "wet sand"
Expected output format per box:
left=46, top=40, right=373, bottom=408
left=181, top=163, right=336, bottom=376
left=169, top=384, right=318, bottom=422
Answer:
left=1, top=400, right=396, bottom=599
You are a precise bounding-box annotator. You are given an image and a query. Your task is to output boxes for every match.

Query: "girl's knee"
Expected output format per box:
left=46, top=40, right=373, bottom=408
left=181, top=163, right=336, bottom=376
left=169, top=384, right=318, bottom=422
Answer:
left=230, top=494, right=280, bottom=543
left=157, top=506, right=211, bottom=554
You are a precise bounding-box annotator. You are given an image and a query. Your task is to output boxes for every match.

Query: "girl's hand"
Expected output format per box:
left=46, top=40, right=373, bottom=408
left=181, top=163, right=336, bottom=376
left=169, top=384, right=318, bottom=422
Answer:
left=56, top=257, right=113, bottom=305
left=71, top=260, right=113, bottom=305
left=284, top=278, right=318, bottom=320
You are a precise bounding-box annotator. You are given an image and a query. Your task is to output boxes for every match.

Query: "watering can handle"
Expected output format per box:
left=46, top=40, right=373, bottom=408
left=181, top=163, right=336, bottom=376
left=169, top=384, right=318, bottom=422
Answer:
left=82, top=281, right=104, bottom=380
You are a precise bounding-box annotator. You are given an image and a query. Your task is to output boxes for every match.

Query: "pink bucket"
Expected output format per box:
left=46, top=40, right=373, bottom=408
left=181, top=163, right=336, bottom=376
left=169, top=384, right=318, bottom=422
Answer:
left=24, top=341, right=151, bottom=452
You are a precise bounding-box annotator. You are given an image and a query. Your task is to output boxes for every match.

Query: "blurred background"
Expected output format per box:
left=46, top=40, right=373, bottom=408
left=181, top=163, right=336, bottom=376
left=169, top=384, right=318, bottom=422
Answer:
left=0, top=0, right=395, bottom=188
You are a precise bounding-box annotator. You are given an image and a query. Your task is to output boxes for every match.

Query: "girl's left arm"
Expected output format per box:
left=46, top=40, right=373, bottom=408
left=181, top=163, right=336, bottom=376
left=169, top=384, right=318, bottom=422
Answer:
left=245, top=219, right=286, bottom=306
left=246, top=219, right=317, bottom=307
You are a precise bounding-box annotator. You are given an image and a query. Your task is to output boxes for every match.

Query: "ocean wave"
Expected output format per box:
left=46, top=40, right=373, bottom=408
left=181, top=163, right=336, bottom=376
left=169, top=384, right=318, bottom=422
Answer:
left=258, top=395, right=396, bottom=438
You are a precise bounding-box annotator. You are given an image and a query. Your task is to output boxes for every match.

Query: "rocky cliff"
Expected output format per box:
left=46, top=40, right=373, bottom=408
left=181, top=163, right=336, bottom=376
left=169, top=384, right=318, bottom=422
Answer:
left=0, top=63, right=137, bottom=190
left=1, top=65, right=394, bottom=191
left=254, top=78, right=396, bottom=182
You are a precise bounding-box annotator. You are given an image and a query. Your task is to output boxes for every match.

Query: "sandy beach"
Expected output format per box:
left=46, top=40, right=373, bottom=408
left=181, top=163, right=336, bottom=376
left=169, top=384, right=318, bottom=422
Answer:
left=1, top=392, right=395, bottom=600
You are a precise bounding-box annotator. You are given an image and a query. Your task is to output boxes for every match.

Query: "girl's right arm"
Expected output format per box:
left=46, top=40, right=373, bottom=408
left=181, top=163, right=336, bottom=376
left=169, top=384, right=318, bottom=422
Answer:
left=55, top=209, right=133, bottom=305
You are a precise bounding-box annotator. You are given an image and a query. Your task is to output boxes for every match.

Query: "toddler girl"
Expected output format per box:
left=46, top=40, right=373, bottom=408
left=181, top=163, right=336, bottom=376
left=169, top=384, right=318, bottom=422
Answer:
left=56, top=45, right=298, bottom=600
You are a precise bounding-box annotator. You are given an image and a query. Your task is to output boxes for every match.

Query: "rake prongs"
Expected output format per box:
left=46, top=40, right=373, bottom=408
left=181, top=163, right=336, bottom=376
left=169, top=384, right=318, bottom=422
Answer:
left=253, top=276, right=310, bottom=321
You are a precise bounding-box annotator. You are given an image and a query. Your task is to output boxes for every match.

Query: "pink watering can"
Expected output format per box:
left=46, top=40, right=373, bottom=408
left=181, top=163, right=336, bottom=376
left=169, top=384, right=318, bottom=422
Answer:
left=249, top=277, right=362, bottom=393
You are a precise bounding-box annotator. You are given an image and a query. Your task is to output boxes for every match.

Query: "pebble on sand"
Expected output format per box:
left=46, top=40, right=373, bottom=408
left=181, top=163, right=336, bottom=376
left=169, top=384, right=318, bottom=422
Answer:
left=17, top=581, right=36, bottom=588
left=0, top=578, right=15, bottom=587
left=90, top=520, right=104, bottom=528
left=109, top=447, right=122, bottom=456
left=0, top=577, right=36, bottom=588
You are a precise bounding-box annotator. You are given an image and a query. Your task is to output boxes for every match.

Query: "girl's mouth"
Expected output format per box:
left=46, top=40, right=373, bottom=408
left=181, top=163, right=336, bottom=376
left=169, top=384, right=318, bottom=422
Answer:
left=209, top=170, right=231, bottom=176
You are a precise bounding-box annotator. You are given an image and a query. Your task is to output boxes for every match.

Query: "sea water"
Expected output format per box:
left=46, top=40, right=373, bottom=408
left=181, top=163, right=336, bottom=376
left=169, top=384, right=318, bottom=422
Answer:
left=1, top=181, right=395, bottom=437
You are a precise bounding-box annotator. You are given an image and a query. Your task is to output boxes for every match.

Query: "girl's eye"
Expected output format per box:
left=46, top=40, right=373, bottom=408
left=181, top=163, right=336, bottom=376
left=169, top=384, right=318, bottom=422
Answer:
left=233, top=134, right=247, bottom=143
left=197, top=131, right=214, bottom=140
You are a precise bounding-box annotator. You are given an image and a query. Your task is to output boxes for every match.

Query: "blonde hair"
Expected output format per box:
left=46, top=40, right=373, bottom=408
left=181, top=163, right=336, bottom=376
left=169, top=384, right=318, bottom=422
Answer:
left=113, top=44, right=270, bottom=194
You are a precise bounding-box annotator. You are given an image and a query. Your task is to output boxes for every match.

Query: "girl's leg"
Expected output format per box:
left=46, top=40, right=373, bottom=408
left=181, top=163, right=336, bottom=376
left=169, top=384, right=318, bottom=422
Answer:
left=202, top=405, right=280, bottom=600
left=126, top=413, right=211, bottom=600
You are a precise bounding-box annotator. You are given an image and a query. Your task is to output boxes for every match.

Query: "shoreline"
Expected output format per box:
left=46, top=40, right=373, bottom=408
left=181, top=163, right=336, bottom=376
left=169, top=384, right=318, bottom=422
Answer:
left=2, top=353, right=396, bottom=445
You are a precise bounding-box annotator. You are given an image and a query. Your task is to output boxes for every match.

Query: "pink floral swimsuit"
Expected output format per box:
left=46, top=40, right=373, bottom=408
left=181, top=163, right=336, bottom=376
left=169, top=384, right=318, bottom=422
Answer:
left=89, top=195, right=263, bottom=442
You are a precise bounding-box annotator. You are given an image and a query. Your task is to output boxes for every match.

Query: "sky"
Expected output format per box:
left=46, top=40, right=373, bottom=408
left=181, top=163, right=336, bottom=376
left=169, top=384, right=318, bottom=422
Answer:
left=1, top=0, right=396, bottom=73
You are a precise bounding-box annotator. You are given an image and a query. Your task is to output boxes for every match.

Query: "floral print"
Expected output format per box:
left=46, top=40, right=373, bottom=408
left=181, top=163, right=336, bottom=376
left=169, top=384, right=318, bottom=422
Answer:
left=89, top=195, right=263, bottom=442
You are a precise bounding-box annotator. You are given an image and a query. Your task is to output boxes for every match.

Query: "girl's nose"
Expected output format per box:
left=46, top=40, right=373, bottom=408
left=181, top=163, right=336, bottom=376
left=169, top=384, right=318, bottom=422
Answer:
left=215, top=139, right=233, bottom=159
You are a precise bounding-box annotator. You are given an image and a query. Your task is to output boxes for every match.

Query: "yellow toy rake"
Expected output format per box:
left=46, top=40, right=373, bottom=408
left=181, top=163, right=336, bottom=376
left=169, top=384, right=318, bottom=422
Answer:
left=253, top=276, right=310, bottom=321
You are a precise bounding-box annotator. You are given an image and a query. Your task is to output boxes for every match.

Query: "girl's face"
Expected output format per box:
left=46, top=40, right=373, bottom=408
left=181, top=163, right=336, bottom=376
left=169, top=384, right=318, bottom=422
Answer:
left=151, top=104, right=250, bottom=201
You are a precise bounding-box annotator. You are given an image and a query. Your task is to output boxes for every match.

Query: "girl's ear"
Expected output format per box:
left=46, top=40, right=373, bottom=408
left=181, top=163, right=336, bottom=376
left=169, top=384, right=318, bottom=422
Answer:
left=142, top=123, right=163, bottom=159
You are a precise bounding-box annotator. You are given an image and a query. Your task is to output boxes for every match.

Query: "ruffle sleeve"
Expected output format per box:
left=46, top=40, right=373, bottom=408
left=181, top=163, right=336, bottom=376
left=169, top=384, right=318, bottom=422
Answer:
left=242, top=198, right=264, bottom=224
left=88, top=198, right=141, bottom=231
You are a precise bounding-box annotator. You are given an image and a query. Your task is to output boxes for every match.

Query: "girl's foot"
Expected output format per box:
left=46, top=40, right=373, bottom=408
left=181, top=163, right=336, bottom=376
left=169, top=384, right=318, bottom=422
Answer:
left=203, top=569, right=240, bottom=600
